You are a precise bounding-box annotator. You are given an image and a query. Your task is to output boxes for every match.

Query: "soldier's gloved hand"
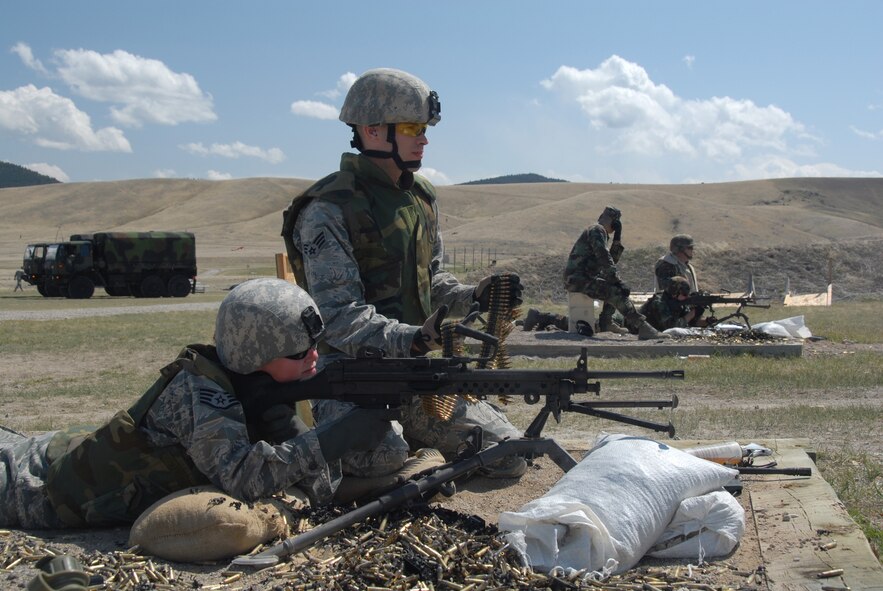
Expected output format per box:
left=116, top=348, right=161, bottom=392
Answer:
left=411, top=305, right=449, bottom=356
left=612, top=219, right=623, bottom=242
left=473, top=273, right=524, bottom=312
left=315, top=408, right=394, bottom=462
left=259, top=404, right=309, bottom=444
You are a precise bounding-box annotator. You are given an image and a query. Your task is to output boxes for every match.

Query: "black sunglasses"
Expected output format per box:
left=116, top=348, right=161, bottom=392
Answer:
left=287, top=343, right=316, bottom=360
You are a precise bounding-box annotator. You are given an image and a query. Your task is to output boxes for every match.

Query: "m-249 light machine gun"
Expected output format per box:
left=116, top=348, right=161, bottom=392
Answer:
left=233, top=339, right=684, bottom=567
left=684, top=290, right=771, bottom=327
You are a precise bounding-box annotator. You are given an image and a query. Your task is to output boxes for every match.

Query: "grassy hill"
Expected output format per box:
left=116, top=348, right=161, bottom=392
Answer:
left=0, top=161, right=61, bottom=188
left=1, top=175, right=881, bottom=299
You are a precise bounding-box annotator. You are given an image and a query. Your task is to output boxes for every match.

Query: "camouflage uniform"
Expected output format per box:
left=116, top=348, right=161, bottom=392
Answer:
left=2, top=278, right=340, bottom=528
left=563, top=224, right=646, bottom=330
left=655, top=253, right=699, bottom=293
left=639, top=292, right=690, bottom=331
left=287, top=153, right=521, bottom=477
left=0, top=349, right=338, bottom=529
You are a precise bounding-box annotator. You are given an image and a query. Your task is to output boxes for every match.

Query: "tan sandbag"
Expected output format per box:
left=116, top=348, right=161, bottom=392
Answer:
left=128, top=486, right=289, bottom=562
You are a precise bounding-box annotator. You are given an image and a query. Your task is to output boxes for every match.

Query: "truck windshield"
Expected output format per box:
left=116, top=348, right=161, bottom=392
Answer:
left=45, top=244, right=61, bottom=262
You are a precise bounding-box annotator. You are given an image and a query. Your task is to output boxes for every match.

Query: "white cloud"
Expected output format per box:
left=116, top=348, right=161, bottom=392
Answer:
left=180, top=141, right=285, bottom=163
left=53, top=48, right=216, bottom=127
left=206, top=169, right=233, bottom=180
left=541, top=55, right=809, bottom=161
left=850, top=125, right=882, bottom=140
left=318, top=72, right=357, bottom=100
left=732, top=155, right=881, bottom=180
left=24, top=162, right=69, bottom=182
left=0, top=85, right=131, bottom=152
left=419, top=167, right=452, bottom=186
left=153, top=169, right=178, bottom=178
left=683, top=55, right=695, bottom=69
left=291, top=100, right=339, bottom=120
left=11, top=42, right=48, bottom=75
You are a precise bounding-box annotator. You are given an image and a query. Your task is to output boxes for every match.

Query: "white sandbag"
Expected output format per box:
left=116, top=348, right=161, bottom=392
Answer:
left=752, top=315, right=812, bottom=339
left=129, top=486, right=289, bottom=562
left=648, top=490, right=745, bottom=559
left=498, top=433, right=737, bottom=574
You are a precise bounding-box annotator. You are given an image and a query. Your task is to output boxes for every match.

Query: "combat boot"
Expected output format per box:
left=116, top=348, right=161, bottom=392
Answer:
left=598, top=314, right=630, bottom=335
left=637, top=321, right=671, bottom=341
left=550, top=314, right=569, bottom=331
left=523, top=308, right=541, bottom=331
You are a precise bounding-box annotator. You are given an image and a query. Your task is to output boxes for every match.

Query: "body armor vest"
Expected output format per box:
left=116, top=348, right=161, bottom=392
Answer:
left=44, top=346, right=233, bottom=526
left=282, top=170, right=438, bottom=326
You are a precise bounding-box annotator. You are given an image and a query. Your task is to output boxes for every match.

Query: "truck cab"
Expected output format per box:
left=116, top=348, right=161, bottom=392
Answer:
left=43, top=241, right=96, bottom=298
left=21, top=243, right=49, bottom=285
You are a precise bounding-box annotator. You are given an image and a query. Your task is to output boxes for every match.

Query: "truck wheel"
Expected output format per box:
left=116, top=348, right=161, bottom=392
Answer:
left=67, top=276, right=95, bottom=299
left=139, top=275, right=167, bottom=298
left=44, top=284, right=62, bottom=297
left=167, top=274, right=191, bottom=298
left=37, top=284, right=48, bottom=297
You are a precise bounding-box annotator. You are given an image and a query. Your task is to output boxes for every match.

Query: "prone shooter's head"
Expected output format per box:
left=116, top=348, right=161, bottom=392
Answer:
left=215, top=278, right=324, bottom=374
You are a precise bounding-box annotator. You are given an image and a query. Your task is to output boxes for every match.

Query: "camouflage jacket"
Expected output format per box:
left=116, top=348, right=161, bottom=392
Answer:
left=654, top=253, right=698, bottom=292
left=563, top=224, right=619, bottom=288
left=285, top=153, right=474, bottom=358
left=639, top=292, right=690, bottom=331
left=45, top=346, right=336, bottom=526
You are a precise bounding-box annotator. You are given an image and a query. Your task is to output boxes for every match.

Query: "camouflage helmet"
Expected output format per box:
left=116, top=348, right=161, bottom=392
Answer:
left=666, top=276, right=692, bottom=297
left=598, top=205, right=622, bottom=224
left=215, top=278, right=324, bottom=374
left=339, top=68, right=441, bottom=126
left=670, top=234, right=694, bottom=254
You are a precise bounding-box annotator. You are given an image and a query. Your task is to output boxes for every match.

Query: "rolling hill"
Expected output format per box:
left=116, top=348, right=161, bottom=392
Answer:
left=1, top=176, right=881, bottom=299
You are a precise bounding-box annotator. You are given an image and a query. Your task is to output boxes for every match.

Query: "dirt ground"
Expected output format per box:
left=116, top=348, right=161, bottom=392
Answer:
left=1, top=332, right=880, bottom=589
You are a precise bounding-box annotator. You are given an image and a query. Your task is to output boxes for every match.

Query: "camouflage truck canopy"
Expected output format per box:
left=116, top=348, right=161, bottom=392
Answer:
left=89, top=232, right=196, bottom=272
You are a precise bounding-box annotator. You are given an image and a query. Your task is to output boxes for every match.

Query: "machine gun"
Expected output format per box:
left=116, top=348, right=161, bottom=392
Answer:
left=684, top=290, right=771, bottom=327
left=232, top=341, right=684, bottom=568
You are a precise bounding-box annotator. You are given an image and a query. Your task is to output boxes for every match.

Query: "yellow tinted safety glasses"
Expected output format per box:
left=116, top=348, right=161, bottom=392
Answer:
left=395, top=122, right=428, bottom=137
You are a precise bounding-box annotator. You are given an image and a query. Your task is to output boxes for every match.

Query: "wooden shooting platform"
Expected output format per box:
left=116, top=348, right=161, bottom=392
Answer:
left=608, top=438, right=881, bottom=589
left=495, top=329, right=804, bottom=358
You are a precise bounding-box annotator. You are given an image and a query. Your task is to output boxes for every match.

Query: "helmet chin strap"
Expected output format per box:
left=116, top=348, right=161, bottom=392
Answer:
left=351, top=124, right=422, bottom=177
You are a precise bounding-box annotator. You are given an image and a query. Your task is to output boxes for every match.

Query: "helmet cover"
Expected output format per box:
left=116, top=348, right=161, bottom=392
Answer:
left=339, top=68, right=441, bottom=126
left=215, top=278, right=324, bottom=374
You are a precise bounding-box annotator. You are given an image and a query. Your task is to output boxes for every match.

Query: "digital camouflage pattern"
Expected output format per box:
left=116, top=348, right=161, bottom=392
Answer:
left=285, top=151, right=521, bottom=476
left=216, top=278, right=324, bottom=374
left=639, top=292, right=691, bottom=332
left=339, top=68, right=441, bottom=126
left=0, top=347, right=338, bottom=528
left=563, top=223, right=645, bottom=330
left=287, top=153, right=474, bottom=358
left=313, top=396, right=521, bottom=478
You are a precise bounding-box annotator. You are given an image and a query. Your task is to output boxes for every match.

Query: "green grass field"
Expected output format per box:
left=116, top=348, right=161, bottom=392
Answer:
left=0, top=298, right=880, bottom=559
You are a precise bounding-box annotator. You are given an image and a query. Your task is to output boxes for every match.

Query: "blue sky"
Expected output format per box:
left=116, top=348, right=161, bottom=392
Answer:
left=2, top=1, right=881, bottom=185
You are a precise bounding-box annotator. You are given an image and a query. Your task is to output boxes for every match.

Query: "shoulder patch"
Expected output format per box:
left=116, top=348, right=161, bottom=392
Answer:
left=198, top=387, right=238, bottom=410
left=302, top=230, right=327, bottom=257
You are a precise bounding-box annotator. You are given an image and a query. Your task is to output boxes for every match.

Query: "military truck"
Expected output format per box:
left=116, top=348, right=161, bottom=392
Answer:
left=21, top=232, right=197, bottom=299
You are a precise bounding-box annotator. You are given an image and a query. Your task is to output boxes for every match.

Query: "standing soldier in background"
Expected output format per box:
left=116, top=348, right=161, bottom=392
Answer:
left=655, top=234, right=708, bottom=326
left=563, top=206, right=669, bottom=340
left=282, top=68, right=526, bottom=482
